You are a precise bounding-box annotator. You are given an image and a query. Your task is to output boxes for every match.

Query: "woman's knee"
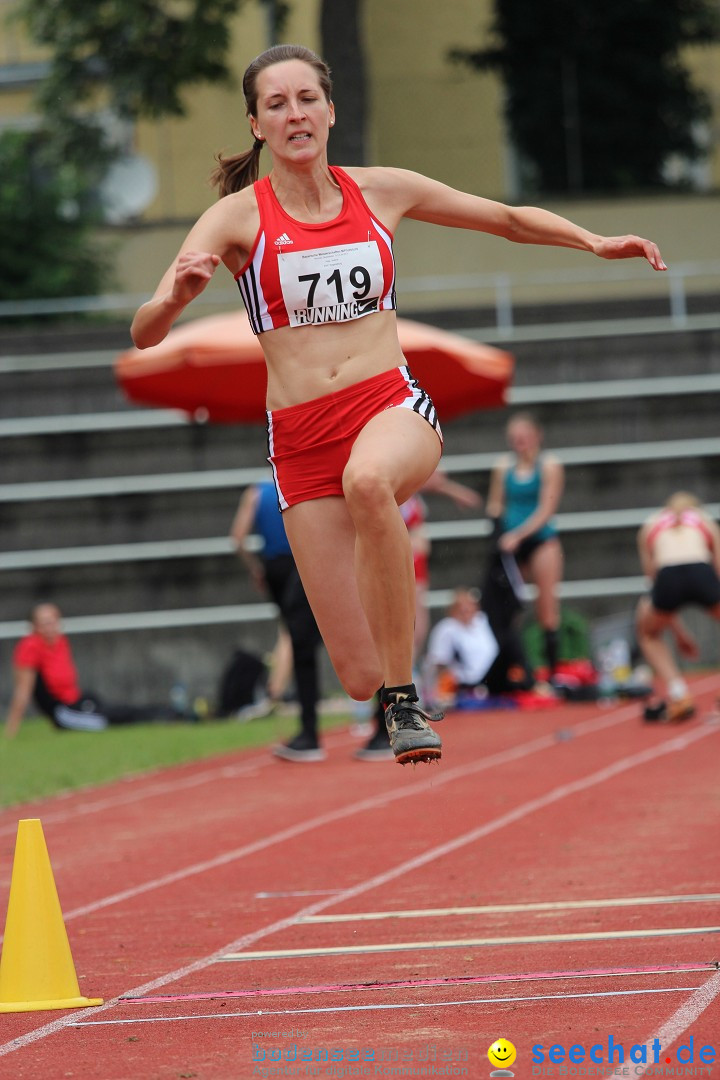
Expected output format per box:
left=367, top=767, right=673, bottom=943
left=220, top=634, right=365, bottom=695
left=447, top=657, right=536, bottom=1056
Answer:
left=340, top=671, right=382, bottom=702
left=342, top=463, right=394, bottom=519
left=333, top=654, right=382, bottom=701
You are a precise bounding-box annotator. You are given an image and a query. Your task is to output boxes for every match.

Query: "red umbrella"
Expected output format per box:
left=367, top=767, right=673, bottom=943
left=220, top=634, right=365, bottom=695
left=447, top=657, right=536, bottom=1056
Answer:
left=115, top=311, right=513, bottom=423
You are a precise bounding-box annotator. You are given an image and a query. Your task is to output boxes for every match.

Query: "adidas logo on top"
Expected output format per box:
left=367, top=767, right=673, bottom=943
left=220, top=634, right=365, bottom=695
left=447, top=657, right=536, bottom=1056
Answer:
left=274, top=232, right=293, bottom=246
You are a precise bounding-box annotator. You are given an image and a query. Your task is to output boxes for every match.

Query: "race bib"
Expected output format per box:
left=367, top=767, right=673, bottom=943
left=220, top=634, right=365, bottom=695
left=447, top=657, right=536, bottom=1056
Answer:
left=277, top=241, right=384, bottom=327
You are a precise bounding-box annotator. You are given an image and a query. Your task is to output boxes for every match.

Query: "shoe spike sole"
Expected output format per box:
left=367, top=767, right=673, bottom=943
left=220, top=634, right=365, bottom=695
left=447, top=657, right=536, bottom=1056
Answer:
left=395, top=748, right=442, bottom=765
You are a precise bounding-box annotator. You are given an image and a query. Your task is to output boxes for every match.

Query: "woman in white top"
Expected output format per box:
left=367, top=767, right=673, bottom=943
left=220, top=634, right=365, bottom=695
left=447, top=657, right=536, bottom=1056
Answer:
left=636, top=492, right=720, bottom=721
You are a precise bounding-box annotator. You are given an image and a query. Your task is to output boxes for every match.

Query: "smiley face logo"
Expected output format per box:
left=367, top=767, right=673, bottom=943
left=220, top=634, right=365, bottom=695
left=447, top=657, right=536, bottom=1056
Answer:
left=488, top=1039, right=517, bottom=1070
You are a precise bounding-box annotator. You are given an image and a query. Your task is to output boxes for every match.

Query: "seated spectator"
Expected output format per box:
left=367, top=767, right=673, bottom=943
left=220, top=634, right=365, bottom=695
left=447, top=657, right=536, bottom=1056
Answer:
left=424, top=588, right=533, bottom=708
left=4, top=603, right=191, bottom=737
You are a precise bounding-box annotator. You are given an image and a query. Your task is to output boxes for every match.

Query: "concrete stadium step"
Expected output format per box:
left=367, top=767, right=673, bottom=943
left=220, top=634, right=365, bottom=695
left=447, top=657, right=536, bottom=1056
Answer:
left=4, top=369, right=720, bottom=484
left=2, top=309, right=719, bottom=703
left=1, top=442, right=718, bottom=555
left=498, top=325, right=720, bottom=386
left=0, top=525, right=645, bottom=624
left=1, top=418, right=266, bottom=484
left=2, top=321, right=718, bottom=419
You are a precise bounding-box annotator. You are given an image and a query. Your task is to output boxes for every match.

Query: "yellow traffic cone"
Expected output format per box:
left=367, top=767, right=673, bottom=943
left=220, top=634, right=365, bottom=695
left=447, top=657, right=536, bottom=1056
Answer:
left=0, top=818, right=103, bottom=1012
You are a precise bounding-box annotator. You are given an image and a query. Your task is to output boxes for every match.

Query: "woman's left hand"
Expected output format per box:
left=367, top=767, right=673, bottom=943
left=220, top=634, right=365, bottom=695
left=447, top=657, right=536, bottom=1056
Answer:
left=594, top=235, right=667, bottom=271
left=499, top=531, right=521, bottom=554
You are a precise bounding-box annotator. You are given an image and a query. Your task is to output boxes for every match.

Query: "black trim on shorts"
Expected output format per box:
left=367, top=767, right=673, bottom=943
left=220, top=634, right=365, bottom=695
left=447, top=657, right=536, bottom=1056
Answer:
left=514, top=532, right=556, bottom=566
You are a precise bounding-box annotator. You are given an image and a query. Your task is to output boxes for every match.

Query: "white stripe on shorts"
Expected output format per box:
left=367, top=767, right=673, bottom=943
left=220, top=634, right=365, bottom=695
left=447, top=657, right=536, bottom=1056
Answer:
left=266, top=410, right=289, bottom=510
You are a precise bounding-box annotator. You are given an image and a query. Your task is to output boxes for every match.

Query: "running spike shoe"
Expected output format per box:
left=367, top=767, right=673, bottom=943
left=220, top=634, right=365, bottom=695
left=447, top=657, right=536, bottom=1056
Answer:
left=384, top=698, right=443, bottom=765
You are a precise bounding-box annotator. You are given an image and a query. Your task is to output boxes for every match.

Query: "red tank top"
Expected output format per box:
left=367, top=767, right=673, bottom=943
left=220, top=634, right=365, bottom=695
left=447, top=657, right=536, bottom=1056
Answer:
left=235, top=166, right=397, bottom=335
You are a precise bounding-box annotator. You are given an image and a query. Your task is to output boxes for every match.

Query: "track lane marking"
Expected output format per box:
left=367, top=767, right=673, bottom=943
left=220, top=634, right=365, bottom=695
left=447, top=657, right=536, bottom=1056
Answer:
left=1, top=703, right=718, bottom=1059
left=123, top=963, right=717, bottom=1004
left=299, top=892, right=720, bottom=922
left=222, top=926, right=720, bottom=961
left=69, top=985, right=706, bottom=1027
left=635, top=969, right=720, bottom=1071
left=1, top=697, right=653, bottom=937
left=0, top=728, right=357, bottom=839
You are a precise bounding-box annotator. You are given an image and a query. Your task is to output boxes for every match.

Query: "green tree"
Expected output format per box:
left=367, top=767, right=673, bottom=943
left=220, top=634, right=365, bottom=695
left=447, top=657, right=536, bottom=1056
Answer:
left=0, top=130, right=109, bottom=301
left=19, top=0, right=246, bottom=125
left=453, top=0, right=720, bottom=194
left=321, top=0, right=367, bottom=166
left=7, top=0, right=367, bottom=299
left=9, top=0, right=250, bottom=300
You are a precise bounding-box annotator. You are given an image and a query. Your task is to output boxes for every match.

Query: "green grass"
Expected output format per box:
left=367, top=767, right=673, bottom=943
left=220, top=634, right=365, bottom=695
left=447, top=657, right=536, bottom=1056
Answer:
left=0, top=709, right=351, bottom=810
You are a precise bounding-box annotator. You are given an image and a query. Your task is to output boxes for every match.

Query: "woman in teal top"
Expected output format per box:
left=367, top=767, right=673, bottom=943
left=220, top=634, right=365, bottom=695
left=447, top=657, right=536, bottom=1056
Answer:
left=486, top=413, right=565, bottom=679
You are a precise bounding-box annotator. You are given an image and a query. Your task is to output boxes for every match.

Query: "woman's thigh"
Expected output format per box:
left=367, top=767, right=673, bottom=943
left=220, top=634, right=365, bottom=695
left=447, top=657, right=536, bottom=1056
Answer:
left=527, top=537, right=563, bottom=622
left=527, top=537, right=563, bottom=589
left=343, top=406, right=442, bottom=507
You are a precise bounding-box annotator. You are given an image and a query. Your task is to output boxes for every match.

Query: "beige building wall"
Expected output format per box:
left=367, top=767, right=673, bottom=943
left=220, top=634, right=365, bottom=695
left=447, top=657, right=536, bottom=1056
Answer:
left=1, top=0, right=719, bottom=303
left=131, top=0, right=504, bottom=221
left=364, top=0, right=504, bottom=196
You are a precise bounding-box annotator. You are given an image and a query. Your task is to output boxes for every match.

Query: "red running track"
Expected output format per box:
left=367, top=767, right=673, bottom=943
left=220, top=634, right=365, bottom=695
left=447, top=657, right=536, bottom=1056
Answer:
left=1, top=675, right=719, bottom=1079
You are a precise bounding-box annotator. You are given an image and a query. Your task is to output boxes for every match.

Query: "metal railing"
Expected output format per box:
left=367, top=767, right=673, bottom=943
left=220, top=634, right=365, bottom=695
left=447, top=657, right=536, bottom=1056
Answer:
left=1, top=259, right=718, bottom=338
left=2, top=503, right=719, bottom=573
left=3, top=370, right=720, bottom=439
left=5, top=435, right=719, bottom=505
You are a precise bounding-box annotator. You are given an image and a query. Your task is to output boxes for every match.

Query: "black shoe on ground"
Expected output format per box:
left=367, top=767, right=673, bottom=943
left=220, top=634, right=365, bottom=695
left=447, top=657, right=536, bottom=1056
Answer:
left=643, top=700, right=667, bottom=722
left=272, top=732, right=327, bottom=762
left=354, top=726, right=394, bottom=761
left=384, top=698, right=443, bottom=765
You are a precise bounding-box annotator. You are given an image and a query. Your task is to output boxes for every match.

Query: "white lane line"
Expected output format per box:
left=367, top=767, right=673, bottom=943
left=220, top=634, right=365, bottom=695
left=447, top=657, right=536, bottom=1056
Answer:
left=2, top=700, right=645, bottom=933
left=1, top=707, right=718, bottom=1060
left=300, top=893, right=720, bottom=923
left=256, top=891, right=344, bottom=898
left=69, top=985, right=703, bottom=1027
left=0, top=728, right=356, bottom=839
left=635, top=969, right=720, bottom=1073
left=10, top=668, right=711, bottom=837
left=0, top=761, right=264, bottom=841
left=222, top=926, right=720, bottom=961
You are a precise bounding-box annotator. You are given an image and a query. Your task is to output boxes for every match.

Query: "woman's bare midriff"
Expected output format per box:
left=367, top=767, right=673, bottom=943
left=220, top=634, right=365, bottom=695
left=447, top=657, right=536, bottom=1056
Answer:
left=260, top=310, right=407, bottom=410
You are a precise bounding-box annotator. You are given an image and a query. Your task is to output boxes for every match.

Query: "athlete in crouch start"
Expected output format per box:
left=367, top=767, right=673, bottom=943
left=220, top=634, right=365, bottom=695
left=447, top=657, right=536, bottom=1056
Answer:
left=131, top=44, right=667, bottom=766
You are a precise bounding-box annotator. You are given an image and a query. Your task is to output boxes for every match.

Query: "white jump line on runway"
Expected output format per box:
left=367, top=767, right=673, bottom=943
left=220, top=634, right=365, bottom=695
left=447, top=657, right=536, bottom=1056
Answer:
left=256, top=890, right=344, bottom=898
left=300, top=892, right=720, bottom=923
left=1, top=694, right=649, bottom=939
left=69, top=985, right=703, bottom=1028
left=636, top=969, right=720, bottom=1073
left=222, top=926, right=720, bottom=961
left=2, top=700, right=718, bottom=1060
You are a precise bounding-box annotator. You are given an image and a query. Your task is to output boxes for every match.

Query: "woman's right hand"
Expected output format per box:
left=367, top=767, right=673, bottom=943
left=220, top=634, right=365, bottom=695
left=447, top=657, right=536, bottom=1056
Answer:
left=171, top=251, right=221, bottom=305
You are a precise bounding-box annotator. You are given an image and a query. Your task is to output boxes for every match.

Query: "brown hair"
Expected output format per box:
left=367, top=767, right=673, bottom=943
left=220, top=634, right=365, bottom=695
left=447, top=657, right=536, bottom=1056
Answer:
left=210, top=44, right=333, bottom=198
left=507, top=410, right=541, bottom=433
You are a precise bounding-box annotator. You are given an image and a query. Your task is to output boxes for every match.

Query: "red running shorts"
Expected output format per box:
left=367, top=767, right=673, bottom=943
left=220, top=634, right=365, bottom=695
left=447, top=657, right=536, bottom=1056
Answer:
left=267, top=365, right=442, bottom=510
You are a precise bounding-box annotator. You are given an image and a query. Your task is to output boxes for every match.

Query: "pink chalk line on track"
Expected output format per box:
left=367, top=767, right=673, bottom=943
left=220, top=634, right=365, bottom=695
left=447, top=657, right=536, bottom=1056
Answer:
left=122, top=962, right=718, bottom=1004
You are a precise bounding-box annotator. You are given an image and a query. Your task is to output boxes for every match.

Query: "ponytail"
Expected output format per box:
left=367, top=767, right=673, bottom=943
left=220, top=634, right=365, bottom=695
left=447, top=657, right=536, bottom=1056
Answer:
left=210, top=138, right=264, bottom=198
